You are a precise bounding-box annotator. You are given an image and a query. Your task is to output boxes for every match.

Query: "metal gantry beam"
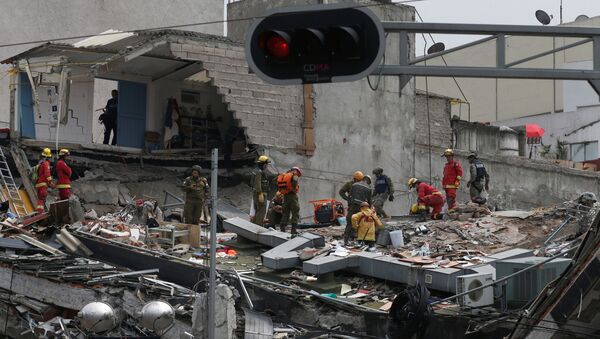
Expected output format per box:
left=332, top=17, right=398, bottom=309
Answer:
left=376, top=22, right=600, bottom=95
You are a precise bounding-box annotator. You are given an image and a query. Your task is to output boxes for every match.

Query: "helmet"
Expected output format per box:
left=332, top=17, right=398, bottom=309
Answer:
left=410, top=203, right=419, bottom=214
left=191, top=165, right=202, bottom=173
left=467, top=152, right=477, bottom=159
left=372, top=168, right=383, bottom=176
left=360, top=201, right=370, bottom=208
left=442, top=149, right=454, bottom=157
left=352, top=171, right=364, bottom=181
left=407, top=177, right=419, bottom=189
left=364, top=175, right=372, bottom=184
left=59, top=149, right=70, bottom=156
left=291, top=167, right=302, bottom=176
left=257, top=155, right=270, bottom=164
left=41, top=148, right=52, bottom=158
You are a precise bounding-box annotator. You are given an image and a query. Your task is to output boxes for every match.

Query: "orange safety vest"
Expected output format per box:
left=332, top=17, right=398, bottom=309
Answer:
left=276, top=172, right=298, bottom=194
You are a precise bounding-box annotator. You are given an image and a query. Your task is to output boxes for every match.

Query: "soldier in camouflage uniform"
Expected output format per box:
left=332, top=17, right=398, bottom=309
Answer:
left=252, top=155, right=274, bottom=225
left=182, top=165, right=210, bottom=224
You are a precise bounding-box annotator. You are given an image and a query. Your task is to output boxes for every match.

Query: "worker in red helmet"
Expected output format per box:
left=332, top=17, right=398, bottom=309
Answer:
left=276, top=167, right=302, bottom=235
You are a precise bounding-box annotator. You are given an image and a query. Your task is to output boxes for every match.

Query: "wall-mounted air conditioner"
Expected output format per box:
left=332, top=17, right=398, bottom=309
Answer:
left=456, top=273, right=494, bottom=308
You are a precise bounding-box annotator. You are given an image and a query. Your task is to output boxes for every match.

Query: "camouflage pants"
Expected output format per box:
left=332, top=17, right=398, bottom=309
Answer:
left=372, top=193, right=389, bottom=217
left=280, top=193, right=300, bottom=232
left=344, top=205, right=361, bottom=242
left=253, top=193, right=267, bottom=226
left=184, top=199, right=204, bottom=224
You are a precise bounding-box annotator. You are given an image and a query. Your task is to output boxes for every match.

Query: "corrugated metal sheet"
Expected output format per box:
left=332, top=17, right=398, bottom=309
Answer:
left=73, top=29, right=135, bottom=48
left=243, top=308, right=273, bottom=339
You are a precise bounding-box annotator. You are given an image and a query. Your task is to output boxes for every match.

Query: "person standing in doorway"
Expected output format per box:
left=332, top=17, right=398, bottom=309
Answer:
left=101, top=89, right=118, bottom=145
left=56, top=149, right=72, bottom=200
left=182, top=165, right=209, bottom=224
left=442, top=149, right=462, bottom=211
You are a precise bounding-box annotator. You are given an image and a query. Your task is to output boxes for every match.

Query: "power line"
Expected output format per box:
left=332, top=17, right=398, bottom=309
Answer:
left=0, top=0, right=426, bottom=50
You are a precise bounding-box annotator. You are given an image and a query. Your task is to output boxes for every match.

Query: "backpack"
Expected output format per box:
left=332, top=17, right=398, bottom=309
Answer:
left=474, top=160, right=488, bottom=180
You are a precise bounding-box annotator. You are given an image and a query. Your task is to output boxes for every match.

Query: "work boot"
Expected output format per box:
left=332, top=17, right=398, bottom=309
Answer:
left=291, top=224, right=298, bottom=235
left=279, top=224, right=286, bottom=232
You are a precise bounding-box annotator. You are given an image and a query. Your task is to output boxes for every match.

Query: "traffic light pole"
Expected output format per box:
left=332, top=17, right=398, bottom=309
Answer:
left=374, top=22, right=600, bottom=95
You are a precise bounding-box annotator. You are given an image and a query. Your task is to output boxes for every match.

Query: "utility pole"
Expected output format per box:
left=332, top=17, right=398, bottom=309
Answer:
left=208, top=148, right=218, bottom=339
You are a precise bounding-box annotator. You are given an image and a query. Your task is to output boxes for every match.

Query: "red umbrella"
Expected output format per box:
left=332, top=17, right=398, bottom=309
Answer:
left=526, top=124, right=545, bottom=138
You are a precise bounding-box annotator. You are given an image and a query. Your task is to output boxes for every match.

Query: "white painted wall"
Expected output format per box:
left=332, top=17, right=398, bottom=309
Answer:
left=0, top=0, right=224, bottom=125
left=563, top=61, right=600, bottom=112
left=415, top=16, right=600, bottom=123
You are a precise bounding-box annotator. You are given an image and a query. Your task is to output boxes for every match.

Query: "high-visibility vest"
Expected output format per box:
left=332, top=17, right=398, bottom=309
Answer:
left=276, top=172, right=297, bottom=194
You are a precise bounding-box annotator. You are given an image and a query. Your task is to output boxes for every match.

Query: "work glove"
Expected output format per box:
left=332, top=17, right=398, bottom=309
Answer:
left=258, top=192, right=265, bottom=204
left=388, top=195, right=394, bottom=202
left=454, top=180, right=460, bottom=188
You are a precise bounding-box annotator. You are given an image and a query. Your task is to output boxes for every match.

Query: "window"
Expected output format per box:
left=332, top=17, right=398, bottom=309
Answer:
left=570, top=141, right=598, bottom=162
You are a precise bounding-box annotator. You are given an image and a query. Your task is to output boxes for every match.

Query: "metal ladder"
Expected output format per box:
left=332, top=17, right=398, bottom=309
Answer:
left=0, top=147, right=29, bottom=217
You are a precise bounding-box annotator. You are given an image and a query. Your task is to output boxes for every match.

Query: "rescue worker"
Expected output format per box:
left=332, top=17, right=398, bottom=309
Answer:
left=466, top=153, right=490, bottom=204
left=56, top=149, right=72, bottom=200
left=441, top=149, right=462, bottom=211
left=277, top=167, right=302, bottom=235
left=339, top=171, right=364, bottom=202
left=372, top=168, right=394, bottom=218
left=251, top=155, right=273, bottom=225
left=182, top=165, right=209, bottom=224
left=352, top=202, right=384, bottom=251
left=408, top=177, right=444, bottom=220
left=35, top=148, right=54, bottom=213
left=264, top=192, right=284, bottom=228
left=344, top=174, right=372, bottom=245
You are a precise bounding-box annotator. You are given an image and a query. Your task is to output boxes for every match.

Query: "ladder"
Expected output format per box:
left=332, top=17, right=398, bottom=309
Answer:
left=0, top=147, right=29, bottom=218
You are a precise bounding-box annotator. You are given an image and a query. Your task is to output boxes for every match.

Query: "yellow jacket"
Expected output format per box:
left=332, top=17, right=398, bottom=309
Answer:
left=352, top=207, right=384, bottom=242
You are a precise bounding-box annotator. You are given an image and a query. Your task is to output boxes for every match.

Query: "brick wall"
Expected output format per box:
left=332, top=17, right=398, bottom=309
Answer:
left=414, top=92, right=452, bottom=148
left=170, top=38, right=304, bottom=149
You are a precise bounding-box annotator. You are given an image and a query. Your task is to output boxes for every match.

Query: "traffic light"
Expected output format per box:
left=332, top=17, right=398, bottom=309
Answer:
left=245, top=5, right=385, bottom=85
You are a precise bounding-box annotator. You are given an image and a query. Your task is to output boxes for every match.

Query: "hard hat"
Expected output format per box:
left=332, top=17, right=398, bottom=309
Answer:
left=372, top=167, right=383, bottom=175
left=364, top=175, right=372, bottom=184
left=360, top=201, right=370, bottom=208
left=442, top=149, right=454, bottom=157
left=353, top=171, right=365, bottom=181
left=467, top=152, right=477, bottom=159
left=191, top=165, right=202, bottom=173
left=407, top=177, right=419, bottom=189
left=59, top=149, right=70, bottom=156
left=41, top=148, right=52, bottom=158
left=291, top=166, right=302, bottom=176
left=257, top=155, right=270, bottom=164
left=410, top=203, right=419, bottom=214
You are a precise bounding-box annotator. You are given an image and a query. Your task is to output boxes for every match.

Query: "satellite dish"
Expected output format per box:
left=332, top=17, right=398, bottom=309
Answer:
left=575, top=14, right=589, bottom=22
left=139, top=301, right=175, bottom=332
left=535, top=10, right=553, bottom=25
left=78, top=302, right=118, bottom=333
left=427, top=42, right=446, bottom=55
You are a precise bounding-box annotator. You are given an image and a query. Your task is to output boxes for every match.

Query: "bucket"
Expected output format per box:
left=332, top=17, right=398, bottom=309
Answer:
left=389, top=230, right=404, bottom=248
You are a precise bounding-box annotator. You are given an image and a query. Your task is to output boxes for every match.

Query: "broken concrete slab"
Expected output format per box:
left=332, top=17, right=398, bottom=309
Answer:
left=303, top=256, right=356, bottom=275
left=223, top=217, right=268, bottom=243
left=73, top=181, right=120, bottom=205
left=262, top=233, right=326, bottom=270
left=257, top=230, right=290, bottom=248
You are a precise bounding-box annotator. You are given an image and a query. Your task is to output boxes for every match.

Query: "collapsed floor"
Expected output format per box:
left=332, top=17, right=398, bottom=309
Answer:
left=0, top=147, right=597, bottom=338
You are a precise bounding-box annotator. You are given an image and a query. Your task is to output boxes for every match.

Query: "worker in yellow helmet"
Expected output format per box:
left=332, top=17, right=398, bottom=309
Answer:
left=251, top=155, right=274, bottom=225
left=35, top=148, right=54, bottom=213
left=56, top=149, right=72, bottom=200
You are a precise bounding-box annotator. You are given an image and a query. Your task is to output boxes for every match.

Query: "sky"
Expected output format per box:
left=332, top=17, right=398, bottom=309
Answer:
left=405, top=0, right=600, bottom=54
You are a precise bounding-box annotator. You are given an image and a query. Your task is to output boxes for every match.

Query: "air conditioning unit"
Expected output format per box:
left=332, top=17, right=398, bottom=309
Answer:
left=495, top=256, right=571, bottom=307
left=456, top=273, right=494, bottom=308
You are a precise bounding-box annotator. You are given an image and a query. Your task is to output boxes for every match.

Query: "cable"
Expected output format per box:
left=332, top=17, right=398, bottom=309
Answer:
left=0, top=0, right=425, bottom=50
left=414, top=9, right=469, bottom=103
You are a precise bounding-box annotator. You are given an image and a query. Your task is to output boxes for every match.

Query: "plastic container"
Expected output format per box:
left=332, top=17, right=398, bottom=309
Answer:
left=389, top=230, right=404, bottom=248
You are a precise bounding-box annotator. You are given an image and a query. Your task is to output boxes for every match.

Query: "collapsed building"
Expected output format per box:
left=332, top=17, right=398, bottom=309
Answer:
left=0, top=0, right=598, bottom=338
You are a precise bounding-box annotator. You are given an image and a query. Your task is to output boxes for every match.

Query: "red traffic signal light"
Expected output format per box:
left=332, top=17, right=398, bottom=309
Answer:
left=246, top=4, right=385, bottom=85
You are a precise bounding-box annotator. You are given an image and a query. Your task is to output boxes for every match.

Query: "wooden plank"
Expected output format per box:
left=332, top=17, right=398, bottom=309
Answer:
left=297, top=84, right=316, bottom=155
left=9, top=147, right=37, bottom=206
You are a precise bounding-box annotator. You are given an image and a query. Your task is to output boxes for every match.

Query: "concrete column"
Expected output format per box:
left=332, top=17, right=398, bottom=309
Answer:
left=191, top=284, right=236, bottom=338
